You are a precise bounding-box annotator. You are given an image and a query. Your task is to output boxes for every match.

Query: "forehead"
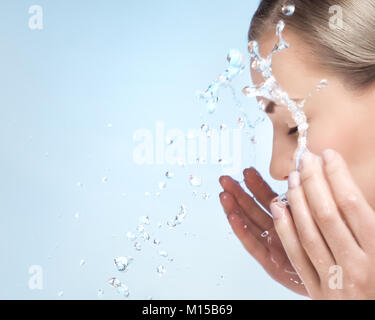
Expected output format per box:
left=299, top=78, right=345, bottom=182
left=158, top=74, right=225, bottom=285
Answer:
left=250, top=29, right=324, bottom=99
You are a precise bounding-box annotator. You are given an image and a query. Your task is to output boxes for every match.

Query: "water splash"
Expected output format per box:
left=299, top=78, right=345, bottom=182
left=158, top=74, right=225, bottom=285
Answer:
left=165, top=171, right=174, bottom=179
left=196, top=49, right=246, bottom=115
left=242, top=7, right=328, bottom=170
left=139, top=216, right=150, bottom=225
left=159, top=251, right=168, bottom=258
left=97, top=289, right=104, bottom=297
left=157, top=265, right=166, bottom=277
left=126, top=232, right=137, bottom=241
left=108, top=278, right=130, bottom=297
left=114, top=256, right=133, bottom=272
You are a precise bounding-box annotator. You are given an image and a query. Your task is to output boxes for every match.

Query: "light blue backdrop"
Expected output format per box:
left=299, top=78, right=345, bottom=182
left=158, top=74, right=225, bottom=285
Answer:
left=0, top=0, right=306, bottom=299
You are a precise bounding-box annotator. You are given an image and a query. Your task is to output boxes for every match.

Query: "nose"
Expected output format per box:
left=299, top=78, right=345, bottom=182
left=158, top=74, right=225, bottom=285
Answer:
left=269, top=152, right=295, bottom=182
left=270, top=168, right=291, bottom=182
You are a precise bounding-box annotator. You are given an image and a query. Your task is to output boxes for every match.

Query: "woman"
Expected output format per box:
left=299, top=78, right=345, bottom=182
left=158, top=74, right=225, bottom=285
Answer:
left=219, top=0, right=375, bottom=299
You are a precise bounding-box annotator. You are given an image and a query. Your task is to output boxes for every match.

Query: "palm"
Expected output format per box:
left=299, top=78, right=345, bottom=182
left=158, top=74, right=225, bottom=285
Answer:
left=219, top=168, right=308, bottom=297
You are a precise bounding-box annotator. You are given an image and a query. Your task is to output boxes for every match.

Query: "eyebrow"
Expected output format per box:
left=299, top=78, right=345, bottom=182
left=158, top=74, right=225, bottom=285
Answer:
left=265, top=98, right=302, bottom=114
left=265, top=101, right=276, bottom=114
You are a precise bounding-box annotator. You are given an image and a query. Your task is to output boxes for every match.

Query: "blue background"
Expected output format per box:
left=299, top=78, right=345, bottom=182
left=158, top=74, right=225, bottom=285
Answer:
left=0, top=0, right=305, bottom=299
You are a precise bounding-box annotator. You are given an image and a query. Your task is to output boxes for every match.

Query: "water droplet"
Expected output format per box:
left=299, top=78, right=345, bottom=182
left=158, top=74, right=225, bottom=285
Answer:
left=74, top=212, right=80, bottom=219
left=176, top=205, right=188, bottom=224
left=202, top=193, right=210, bottom=200
left=189, top=175, right=202, bottom=187
left=153, top=239, right=161, bottom=245
left=207, top=102, right=217, bottom=114
left=165, top=171, right=174, bottom=179
left=261, top=231, right=269, bottom=238
left=316, top=79, right=329, bottom=91
left=196, top=157, right=207, bottom=164
left=126, top=232, right=137, bottom=241
left=177, top=158, right=186, bottom=167
left=159, top=251, right=168, bottom=258
left=157, top=222, right=162, bottom=229
left=108, top=278, right=129, bottom=297
left=108, top=277, right=121, bottom=288
left=97, top=289, right=104, bottom=297
left=158, top=181, right=167, bottom=190
left=220, top=124, right=228, bottom=131
left=107, top=123, right=113, bottom=128
left=134, top=242, right=142, bottom=251
left=167, top=219, right=177, bottom=229
left=279, top=193, right=290, bottom=206
left=258, top=100, right=266, bottom=111
left=201, top=124, right=209, bottom=133
left=227, top=49, right=245, bottom=68
left=157, top=265, right=166, bottom=277
left=102, top=177, right=108, bottom=184
left=166, top=137, right=175, bottom=145
left=139, top=216, right=150, bottom=225
left=142, top=232, right=150, bottom=241
left=282, top=1, right=295, bottom=16
left=117, top=284, right=130, bottom=298
left=114, top=256, right=133, bottom=272
left=238, top=117, right=245, bottom=129
left=76, top=182, right=83, bottom=188
left=57, top=291, right=64, bottom=297
left=284, top=269, right=298, bottom=275
left=79, top=259, right=85, bottom=267
left=145, top=192, right=151, bottom=197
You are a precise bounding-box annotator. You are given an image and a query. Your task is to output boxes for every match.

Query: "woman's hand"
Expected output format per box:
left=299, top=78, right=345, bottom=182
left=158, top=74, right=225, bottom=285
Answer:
left=219, top=168, right=309, bottom=297
left=269, top=149, right=375, bottom=299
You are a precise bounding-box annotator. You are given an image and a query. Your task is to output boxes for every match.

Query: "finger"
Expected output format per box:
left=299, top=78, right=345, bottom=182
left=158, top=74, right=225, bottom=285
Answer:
left=322, top=149, right=375, bottom=252
left=219, top=192, right=270, bottom=265
left=243, top=167, right=278, bottom=212
left=299, top=151, right=363, bottom=263
left=219, top=176, right=274, bottom=230
left=287, top=171, right=336, bottom=281
left=270, top=199, right=320, bottom=294
left=220, top=191, right=264, bottom=239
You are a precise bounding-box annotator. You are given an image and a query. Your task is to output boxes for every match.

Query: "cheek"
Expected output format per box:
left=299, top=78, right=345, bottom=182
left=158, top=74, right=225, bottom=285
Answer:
left=307, top=118, right=355, bottom=159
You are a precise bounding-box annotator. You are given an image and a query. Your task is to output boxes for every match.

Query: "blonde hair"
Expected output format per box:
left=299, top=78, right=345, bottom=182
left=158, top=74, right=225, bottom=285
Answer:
left=249, top=0, right=375, bottom=91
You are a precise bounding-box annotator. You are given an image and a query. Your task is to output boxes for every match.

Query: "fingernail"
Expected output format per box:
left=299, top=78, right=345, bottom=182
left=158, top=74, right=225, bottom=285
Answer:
left=271, top=196, right=279, bottom=205
left=288, top=171, right=301, bottom=189
left=322, top=149, right=335, bottom=165
left=270, top=200, right=286, bottom=220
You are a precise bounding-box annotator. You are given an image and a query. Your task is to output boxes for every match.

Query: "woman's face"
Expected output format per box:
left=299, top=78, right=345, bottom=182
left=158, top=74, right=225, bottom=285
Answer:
left=251, top=30, right=375, bottom=207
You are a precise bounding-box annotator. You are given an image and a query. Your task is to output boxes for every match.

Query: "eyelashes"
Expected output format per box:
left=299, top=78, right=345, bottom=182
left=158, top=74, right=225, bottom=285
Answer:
left=288, top=126, right=298, bottom=135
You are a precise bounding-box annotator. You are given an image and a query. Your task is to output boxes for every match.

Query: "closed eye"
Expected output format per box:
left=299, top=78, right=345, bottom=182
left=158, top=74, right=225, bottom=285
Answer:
left=288, top=126, right=298, bottom=135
